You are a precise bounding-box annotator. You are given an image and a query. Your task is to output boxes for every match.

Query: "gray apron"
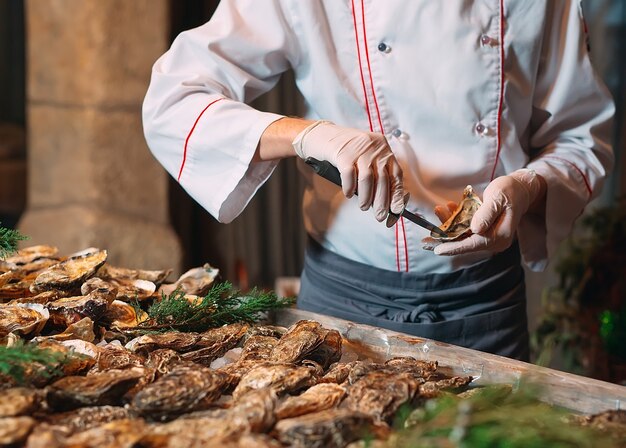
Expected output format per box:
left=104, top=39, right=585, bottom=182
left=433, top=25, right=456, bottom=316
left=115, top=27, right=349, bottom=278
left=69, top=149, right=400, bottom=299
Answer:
left=297, top=238, right=529, bottom=361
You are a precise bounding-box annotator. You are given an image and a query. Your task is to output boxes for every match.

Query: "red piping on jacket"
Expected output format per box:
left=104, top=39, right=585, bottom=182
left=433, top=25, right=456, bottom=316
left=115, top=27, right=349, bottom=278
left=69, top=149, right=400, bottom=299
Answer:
left=351, top=0, right=374, bottom=133
left=177, top=97, right=225, bottom=182
left=360, top=0, right=385, bottom=133
left=543, top=155, right=593, bottom=197
left=490, top=0, right=506, bottom=181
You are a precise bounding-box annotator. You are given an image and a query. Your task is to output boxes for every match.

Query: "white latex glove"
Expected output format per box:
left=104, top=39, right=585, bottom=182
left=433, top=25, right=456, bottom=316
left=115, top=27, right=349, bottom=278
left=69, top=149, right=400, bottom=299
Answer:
left=292, top=120, right=404, bottom=222
left=433, top=169, right=543, bottom=256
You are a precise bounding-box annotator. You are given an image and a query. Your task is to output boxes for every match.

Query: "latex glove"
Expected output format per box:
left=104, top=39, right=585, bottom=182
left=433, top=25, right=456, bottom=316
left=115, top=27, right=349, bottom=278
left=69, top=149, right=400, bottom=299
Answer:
left=432, top=169, right=543, bottom=256
left=292, top=120, right=404, bottom=221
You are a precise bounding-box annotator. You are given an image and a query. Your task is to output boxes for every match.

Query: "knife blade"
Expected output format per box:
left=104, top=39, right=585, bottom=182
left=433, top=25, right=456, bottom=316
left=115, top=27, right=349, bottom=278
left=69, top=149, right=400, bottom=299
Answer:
left=304, top=157, right=448, bottom=237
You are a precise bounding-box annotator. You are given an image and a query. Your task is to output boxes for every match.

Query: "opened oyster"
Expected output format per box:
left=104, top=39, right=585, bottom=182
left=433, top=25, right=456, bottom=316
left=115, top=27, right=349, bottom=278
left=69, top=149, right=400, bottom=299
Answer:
left=30, top=249, right=108, bottom=293
left=430, top=185, right=482, bottom=241
left=0, top=303, right=49, bottom=337
left=102, top=300, right=148, bottom=329
left=158, top=263, right=219, bottom=297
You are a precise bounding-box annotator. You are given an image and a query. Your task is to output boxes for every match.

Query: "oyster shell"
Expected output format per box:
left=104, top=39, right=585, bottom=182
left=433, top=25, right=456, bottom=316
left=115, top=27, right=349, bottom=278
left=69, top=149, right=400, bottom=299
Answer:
left=42, top=405, right=132, bottom=434
left=0, top=387, right=41, bottom=417
left=98, top=264, right=172, bottom=287
left=60, top=418, right=147, bottom=448
left=273, top=409, right=374, bottom=448
left=46, top=290, right=114, bottom=327
left=270, top=320, right=342, bottom=369
left=0, top=416, right=37, bottom=447
left=4, top=245, right=59, bottom=265
left=132, top=364, right=229, bottom=421
left=318, top=361, right=357, bottom=384
left=30, top=249, right=107, bottom=293
left=144, top=349, right=182, bottom=379
left=341, top=370, right=422, bottom=423
left=232, top=362, right=317, bottom=401
left=430, top=185, right=482, bottom=241
left=158, top=263, right=219, bottom=297
left=276, top=383, right=347, bottom=419
left=0, top=303, right=49, bottom=337
left=34, top=339, right=97, bottom=378
left=9, top=290, right=65, bottom=305
left=102, top=300, right=148, bottom=329
left=33, top=317, right=95, bottom=343
left=418, top=375, right=473, bottom=398
left=239, top=335, right=279, bottom=362
left=126, top=322, right=248, bottom=355
left=46, top=368, right=145, bottom=411
left=91, top=343, right=145, bottom=373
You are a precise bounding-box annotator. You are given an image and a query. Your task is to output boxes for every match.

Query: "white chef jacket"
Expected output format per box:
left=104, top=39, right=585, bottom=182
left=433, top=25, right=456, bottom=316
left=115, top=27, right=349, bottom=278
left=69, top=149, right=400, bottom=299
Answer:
left=143, top=0, right=614, bottom=274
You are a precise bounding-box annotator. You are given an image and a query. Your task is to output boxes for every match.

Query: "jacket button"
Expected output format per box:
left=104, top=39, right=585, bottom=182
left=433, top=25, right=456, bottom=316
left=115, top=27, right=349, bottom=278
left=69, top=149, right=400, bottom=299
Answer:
left=475, top=123, right=487, bottom=134
left=391, top=129, right=402, bottom=138
left=480, top=34, right=493, bottom=46
left=377, top=42, right=391, bottom=53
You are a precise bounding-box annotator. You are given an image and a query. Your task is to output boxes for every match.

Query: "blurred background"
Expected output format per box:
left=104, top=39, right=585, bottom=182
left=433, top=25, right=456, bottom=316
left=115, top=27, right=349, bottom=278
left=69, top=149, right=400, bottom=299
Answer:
left=1, top=0, right=624, bottom=381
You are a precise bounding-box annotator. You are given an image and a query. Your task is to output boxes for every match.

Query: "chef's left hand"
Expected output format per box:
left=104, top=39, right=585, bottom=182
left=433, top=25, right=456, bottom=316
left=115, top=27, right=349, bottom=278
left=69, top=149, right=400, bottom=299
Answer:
left=432, top=169, right=545, bottom=256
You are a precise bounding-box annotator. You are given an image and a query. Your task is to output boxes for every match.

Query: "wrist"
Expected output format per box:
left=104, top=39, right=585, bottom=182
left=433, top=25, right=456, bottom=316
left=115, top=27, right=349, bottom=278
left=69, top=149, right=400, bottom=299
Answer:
left=291, top=120, right=334, bottom=159
left=257, top=117, right=316, bottom=161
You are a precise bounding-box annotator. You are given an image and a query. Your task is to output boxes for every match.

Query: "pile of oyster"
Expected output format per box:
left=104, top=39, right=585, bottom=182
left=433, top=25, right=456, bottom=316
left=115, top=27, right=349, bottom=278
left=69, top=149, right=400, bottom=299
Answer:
left=0, top=246, right=473, bottom=448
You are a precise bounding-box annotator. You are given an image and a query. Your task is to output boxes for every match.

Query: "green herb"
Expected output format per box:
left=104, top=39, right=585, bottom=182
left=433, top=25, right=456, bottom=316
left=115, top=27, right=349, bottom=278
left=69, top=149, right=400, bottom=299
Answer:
left=0, top=341, right=69, bottom=385
left=0, top=223, right=28, bottom=259
left=139, top=282, right=294, bottom=332
left=388, top=385, right=616, bottom=448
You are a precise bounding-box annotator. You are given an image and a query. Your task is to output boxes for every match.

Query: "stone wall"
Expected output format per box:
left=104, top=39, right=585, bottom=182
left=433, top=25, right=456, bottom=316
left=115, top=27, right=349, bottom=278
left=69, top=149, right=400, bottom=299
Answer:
left=19, top=0, right=182, bottom=272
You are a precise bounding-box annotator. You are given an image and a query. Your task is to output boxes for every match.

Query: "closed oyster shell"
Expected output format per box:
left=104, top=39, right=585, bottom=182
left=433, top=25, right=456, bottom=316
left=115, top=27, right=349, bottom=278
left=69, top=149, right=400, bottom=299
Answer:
left=341, top=370, right=422, bottom=423
left=271, top=320, right=342, bottom=369
left=0, top=303, right=49, bottom=337
left=276, top=383, right=347, bottom=419
left=233, top=362, right=317, bottom=401
left=0, top=416, right=37, bottom=447
left=132, top=364, right=229, bottom=421
left=4, top=245, right=59, bottom=265
left=431, top=185, right=482, bottom=241
left=98, top=264, right=172, bottom=288
left=60, top=418, right=147, bottom=448
left=273, top=409, right=374, bottom=448
left=41, top=405, right=132, bottom=434
left=158, top=263, right=219, bottom=297
left=46, top=368, right=145, bottom=411
left=0, top=387, right=41, bottom=417
left=31, top=249, right=107, bottom=293
left=91, top=343, right=145, bottom=373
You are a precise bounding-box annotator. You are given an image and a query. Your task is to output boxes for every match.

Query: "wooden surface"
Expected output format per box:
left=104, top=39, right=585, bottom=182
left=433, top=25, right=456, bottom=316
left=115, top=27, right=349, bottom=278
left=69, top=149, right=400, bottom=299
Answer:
left=272, top=308, right=626, bottom=415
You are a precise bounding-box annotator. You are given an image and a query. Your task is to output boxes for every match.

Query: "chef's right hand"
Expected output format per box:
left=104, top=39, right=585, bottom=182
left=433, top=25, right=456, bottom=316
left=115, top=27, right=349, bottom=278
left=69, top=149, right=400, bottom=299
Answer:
left=292, top=120, right=405, bottom=222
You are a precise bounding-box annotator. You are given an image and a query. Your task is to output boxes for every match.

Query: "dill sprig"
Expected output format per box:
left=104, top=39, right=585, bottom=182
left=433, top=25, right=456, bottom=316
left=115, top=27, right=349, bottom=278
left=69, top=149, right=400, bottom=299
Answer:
left=0, top=341, right=69, bottom=385
left=140, top=282, right=294, bottom=332
left=0, top=223, right=28, bottom=259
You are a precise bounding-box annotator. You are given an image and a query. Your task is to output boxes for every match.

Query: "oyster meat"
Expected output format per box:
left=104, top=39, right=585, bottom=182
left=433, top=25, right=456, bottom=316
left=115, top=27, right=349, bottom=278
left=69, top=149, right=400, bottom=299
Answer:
left=430, top=185, right=482, bottom=241
left=0, top=387, right=41, bottom=417
left=132, top=364, right=228, bottom=421
left=30, top=249, right=107, bottom=293
left=276, top=383, right=347, bottom=419
left=271, top=320, right=342, bottom=369
left=273, top=409, right=374, bottom=448
left=46, top=368, right=145, bottom=410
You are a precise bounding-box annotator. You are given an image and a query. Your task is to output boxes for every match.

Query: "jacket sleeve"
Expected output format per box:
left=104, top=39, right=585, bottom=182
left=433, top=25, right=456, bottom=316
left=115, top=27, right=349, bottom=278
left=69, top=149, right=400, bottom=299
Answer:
left=142, top=0, right=296, bottom=223
left=518, top=0, right=615, bottom=271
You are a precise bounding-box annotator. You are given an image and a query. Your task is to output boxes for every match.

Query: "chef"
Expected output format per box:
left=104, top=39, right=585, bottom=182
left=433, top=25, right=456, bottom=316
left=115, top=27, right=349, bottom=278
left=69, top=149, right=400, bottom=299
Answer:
left=143, top=0, right=614, bottom=360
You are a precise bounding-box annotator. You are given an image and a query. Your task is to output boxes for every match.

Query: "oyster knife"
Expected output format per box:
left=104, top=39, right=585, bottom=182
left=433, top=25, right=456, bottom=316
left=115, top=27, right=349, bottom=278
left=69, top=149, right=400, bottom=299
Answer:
left=304, top=157, right=448, bottom=237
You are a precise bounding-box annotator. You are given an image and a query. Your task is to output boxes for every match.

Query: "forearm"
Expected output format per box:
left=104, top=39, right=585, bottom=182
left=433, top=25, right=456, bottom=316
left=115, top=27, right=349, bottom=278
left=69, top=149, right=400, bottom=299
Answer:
left=255, top=117, right=315, bottom=161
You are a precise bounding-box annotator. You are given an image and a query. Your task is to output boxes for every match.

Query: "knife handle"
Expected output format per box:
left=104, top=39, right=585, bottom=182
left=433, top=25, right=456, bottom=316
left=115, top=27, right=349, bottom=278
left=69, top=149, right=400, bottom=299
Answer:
left=304, top=157, right=344, bottom=189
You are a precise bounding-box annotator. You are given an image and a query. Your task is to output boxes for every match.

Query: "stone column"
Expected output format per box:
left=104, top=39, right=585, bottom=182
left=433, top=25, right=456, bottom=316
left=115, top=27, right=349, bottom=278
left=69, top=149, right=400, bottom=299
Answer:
left=19, top=0, right=182, bottom=272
